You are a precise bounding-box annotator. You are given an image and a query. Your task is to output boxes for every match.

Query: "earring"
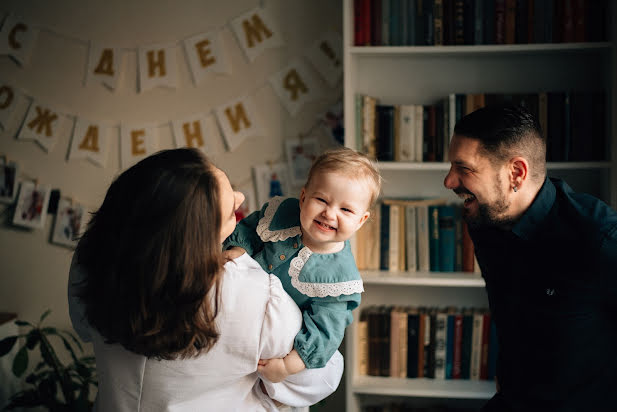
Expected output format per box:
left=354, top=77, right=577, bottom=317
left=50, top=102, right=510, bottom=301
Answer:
left=513, top=186, right=518, bottom=192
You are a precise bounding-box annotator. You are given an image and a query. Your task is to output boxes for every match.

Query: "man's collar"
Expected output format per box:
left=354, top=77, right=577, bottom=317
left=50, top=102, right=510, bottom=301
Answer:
left=511, top=176, right=556, bottom=240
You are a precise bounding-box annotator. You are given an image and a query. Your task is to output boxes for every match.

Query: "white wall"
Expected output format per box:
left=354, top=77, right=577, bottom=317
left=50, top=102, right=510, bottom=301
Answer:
left=0, top=0, right=342, bottom=336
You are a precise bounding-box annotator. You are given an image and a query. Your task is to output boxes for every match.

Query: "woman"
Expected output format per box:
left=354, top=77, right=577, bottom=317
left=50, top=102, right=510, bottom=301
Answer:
left=68, top=148, right=342, bottom=411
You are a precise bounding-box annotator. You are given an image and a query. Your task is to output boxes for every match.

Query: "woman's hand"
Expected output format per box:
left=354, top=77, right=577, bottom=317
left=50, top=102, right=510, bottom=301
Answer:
left=223, top=247, right=246, bottom=260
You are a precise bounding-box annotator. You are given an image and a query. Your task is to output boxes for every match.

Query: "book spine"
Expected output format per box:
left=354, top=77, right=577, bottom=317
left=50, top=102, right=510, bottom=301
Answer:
left=389, top=309, right=400, bottom=377
left=414, top=105, right=424, bottom=162
left=487, top=318, right=498, bottom=380
left=428, top=205, right=441, bottom=272
left=462, top=220, right=474, bottom=272
left=445, top=313, right=455, bottom=379
left=417, top=205, right=430, bottom=272
left=357, top=314, right=369, bottom=375
left=368, top=307, right=380, bottom=376
left=398, top=105, right=416, bottom=161
left=380, top=203, right=390, bottom=271
left=417, top=310, right=426, bottom=377
left=495, top=0, right=506, bottom=44
left=480, top=312, right=491, bottom=380
left=484, top=0, right=496, bottom=44
left=398, top=309, right=408, bottom=378
left=388, top=204, right=401, bottom=272
left=425, top=312, right=436, bottom=378
left=452, top=314, right=464, bottom=379
left=363, top=0, right=373, bottom=45
left=504, top=0, right=516, bottom=44
left=407, top=312, right=419, bottom=378
left=382, top=0, right=391, bottom=45
left=460, top=313, right=473, bottom=379
left=438, top=205, right=456, bottom=272
left=453, top=0, right=465, bottom=44
left=405, top=205, right=418, bottom=271
left=470, top=312, right=484, bottom=380
left=434, top=0, right=444, bottom=45
left=434, top=312, right=448, bottom=379
left=474, top=0, right=484, bottom=44
left=408, top=0, right=418, bottom=45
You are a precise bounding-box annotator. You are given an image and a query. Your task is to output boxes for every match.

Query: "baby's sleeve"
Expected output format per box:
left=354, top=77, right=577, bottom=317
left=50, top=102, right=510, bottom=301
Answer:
left=223, top=208, right=263, bottom=256
left=294, top=293, right=361, bottom=369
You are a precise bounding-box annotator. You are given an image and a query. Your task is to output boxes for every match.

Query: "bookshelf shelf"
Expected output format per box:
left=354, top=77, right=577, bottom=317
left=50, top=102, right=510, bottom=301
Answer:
left=351, top=376, right=495, bottom=399
left=350, top=42, right=612, bottom=56
left=376, top=161, right=613, bottom=171
left=361, top=271, right=485, bottom=287
left=343, top=0, right=616, bottom=410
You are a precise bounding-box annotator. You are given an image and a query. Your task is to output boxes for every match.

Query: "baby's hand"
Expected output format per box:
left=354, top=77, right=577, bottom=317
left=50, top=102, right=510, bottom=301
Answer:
left=223, top=247, right=246, bottom=260
left=257, top=357, right=288, bottom=383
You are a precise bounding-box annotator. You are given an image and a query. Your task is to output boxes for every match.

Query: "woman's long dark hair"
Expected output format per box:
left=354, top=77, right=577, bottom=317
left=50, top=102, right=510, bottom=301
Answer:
left=76, top=148, right=224, bottom=359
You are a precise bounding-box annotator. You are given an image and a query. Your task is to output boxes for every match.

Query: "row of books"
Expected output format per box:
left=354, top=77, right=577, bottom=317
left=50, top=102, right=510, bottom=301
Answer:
left=356, top=91, right=608, bottom=163
left=357, top=305, right=498, bottom=381
left=356, top=198, right=479, bottom=273
left=353, top=0, right=609, bottom=47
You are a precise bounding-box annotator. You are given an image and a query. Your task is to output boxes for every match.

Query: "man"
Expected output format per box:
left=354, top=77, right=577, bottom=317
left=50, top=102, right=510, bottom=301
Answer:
left=443, top=104, right=617, bottom=412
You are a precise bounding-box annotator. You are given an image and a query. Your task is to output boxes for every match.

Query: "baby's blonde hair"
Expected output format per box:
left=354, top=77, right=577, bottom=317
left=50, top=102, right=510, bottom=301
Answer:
left=305, top=147, right=382, bottom=208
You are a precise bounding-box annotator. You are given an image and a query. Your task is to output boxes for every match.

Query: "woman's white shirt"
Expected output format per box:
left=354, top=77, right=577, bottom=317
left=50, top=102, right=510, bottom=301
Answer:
left=68, top=253, right=303, bottom=412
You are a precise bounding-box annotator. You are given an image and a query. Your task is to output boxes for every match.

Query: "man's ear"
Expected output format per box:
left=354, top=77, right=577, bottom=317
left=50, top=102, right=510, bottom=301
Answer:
left=510, top=156, right=529, bottom=189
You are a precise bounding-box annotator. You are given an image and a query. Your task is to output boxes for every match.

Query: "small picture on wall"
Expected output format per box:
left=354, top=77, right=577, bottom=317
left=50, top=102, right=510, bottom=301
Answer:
left=234, top=181, right=257, bottom=222
left=253, top=163, right=291, bottom=207
left=51, top=198, right=88, bottom=248
left=0, top=157, right=19, bottom=204
left=320, top=101, right=344, bottom=146
left=12, top=181, right=51, bottom=229
left=285, top=137, right=320, bottom=186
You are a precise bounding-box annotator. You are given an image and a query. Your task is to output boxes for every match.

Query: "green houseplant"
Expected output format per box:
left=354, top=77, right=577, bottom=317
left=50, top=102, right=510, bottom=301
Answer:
left=0, top=310, right=97, bottom=411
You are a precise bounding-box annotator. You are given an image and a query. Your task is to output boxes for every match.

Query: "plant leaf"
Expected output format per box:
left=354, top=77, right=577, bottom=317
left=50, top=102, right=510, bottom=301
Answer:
left=4, top=389, right=43, bottom=409
left=59, top=335, right=79, bottom=363
left=39, top=309, right=52, bottom=324
left=0, top=336, right=18, bottom=356
left=25, top=329, right=40, bottom=350
left=14, top=320, right=32, bottom=327
left=12, top=345, right=28, bottom=377
left=61, top=330, right=84, bottom=353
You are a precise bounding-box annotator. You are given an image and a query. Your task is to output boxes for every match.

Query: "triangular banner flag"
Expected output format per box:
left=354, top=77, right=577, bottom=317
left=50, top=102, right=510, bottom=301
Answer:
left=0, top=82, right=28, bottom=130
left=86, top=42, right=124, bottom=90
left=215, top=95, right=261, bottom=151
left=68, top=117, right=110, bottom=167
left=17, top=100, right=67, bottom=153
left=304, top=31, right=343, bottom=87
left=120, top=123, right=158, bottom=170
left=138, top=42, right=178, bottom=92
left=0, top=14, right=39, bottom=66
left=230, top=7, right=283, bottom=62
left=184, top=30, right=231, bottom=86
left=269, top=58, right=321, bottom=116
left=171, top=113, right=213, bottom=154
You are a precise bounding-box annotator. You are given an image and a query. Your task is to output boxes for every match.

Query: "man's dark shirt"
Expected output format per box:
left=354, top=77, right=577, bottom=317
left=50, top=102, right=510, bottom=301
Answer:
left=471, top=177, right=617, bottom=412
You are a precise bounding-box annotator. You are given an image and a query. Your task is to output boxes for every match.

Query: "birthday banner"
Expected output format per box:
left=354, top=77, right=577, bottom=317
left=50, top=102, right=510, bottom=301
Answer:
left=0, top=7, right=343, bottom=169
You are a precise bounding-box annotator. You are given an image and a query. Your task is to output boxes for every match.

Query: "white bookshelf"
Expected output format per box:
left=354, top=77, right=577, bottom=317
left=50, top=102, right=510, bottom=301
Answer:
left=342, top=0, right=617, bottom=411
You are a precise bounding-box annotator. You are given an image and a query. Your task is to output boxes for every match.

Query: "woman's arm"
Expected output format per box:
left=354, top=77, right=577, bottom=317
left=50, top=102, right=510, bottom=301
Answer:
left=67, top=252, right=92, bottom=342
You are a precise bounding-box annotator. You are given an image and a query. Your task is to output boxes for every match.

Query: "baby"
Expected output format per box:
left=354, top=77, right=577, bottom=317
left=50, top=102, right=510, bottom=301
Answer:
left=224, top=147, right=382, bottom=391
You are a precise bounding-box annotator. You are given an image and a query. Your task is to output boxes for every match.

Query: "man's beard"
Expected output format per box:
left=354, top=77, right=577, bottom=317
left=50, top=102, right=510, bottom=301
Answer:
left=463, top=176, right=516, bottom=230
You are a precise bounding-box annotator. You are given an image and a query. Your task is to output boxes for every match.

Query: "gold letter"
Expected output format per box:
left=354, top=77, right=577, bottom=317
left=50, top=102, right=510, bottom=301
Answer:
left=182, top=121, right=204, bottom=147
left=242, top=14, right=273, bottom=48
left=283, top=69, right=308, bottom=101
left=94, top=49, right=115, bottom=75
left=224, top=103, right=251, bottom=133
left=78, top=126, right=100, bottom=152
left=8, top=23, right=27, bottom=50
left=147, top=50, right=166, bottom=77
left=195, top=39, right=216, bottom=68
left=131, top=130, right=146, bottom=155
left=0, top=86, right=14, bottom=109
left=26, top=107, right=58, bottom=137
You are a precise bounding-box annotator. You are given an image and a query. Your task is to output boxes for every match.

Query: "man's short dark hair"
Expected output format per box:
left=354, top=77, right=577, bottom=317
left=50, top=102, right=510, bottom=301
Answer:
left=454, top=104, right=546, bottom=182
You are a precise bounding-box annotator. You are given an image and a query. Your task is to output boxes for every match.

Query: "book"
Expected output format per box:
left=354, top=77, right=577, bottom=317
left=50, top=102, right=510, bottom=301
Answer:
left=428, top=205, right=440, bottom=271
left=389, top=307, right=401, bottom=377
left=372, top=0, right=383, bottom=45
left=357, top=308, right=369, bottom=375
left=379, top=203, right=391, bottom=271
left=460, top=308, right=474, bottom=379
left=405, top=205, right=418, bottom=272
left=362, top=95, right=378, bottom=159
left=355, top=94, right=364, bottom=152
left=462, top=220, right=475, bottom=272
left=433, top=0, right=444, bottom=45
left=445, top=312, right=455, bottom=379
left=434, top=311, right=448, bottom=379
left=355, top=203, right=381, bottom=270
left=417, top=204, right=431, bottom=272
left=367, top=306, right=381, bottom=376
left=406, top=307, right=420, bottom=378
left=376, top=105, right=395, bottom=161
left=388, top=203, right=401, bottom=272
left=397, top=104, right=416, bottom=162
left=414, top=105, right=424, bottom=162
left=470, top=311, right=484, bottom=379
left=452, top=312, right=464, bottom=379
left=487, top=318, right=498, bottom=380
left=480, top=311, right=491, bottom=379
left=438, top=204, right=456, bottom=272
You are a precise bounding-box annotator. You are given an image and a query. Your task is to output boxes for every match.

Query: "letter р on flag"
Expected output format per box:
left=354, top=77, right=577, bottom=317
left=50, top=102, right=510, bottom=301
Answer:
left=230, top=7, right=283, bottom=62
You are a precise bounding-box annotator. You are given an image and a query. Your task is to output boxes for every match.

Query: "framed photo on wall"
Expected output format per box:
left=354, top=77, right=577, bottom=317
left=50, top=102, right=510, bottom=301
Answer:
left=0, top=157, right=19, bottom=204
left=252, top=163, right=291, bottom=207
left=51, top=198, right=88, bottom=248
left=285, top=137, right=320, bottom=186
left=12, top=181, right=51, bottom=229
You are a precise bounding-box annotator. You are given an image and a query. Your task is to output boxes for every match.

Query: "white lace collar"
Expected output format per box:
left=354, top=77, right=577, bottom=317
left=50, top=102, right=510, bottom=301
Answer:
left=256, top=197, right=302, bottom=242
left=288, top=246, right=364, bottom=298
